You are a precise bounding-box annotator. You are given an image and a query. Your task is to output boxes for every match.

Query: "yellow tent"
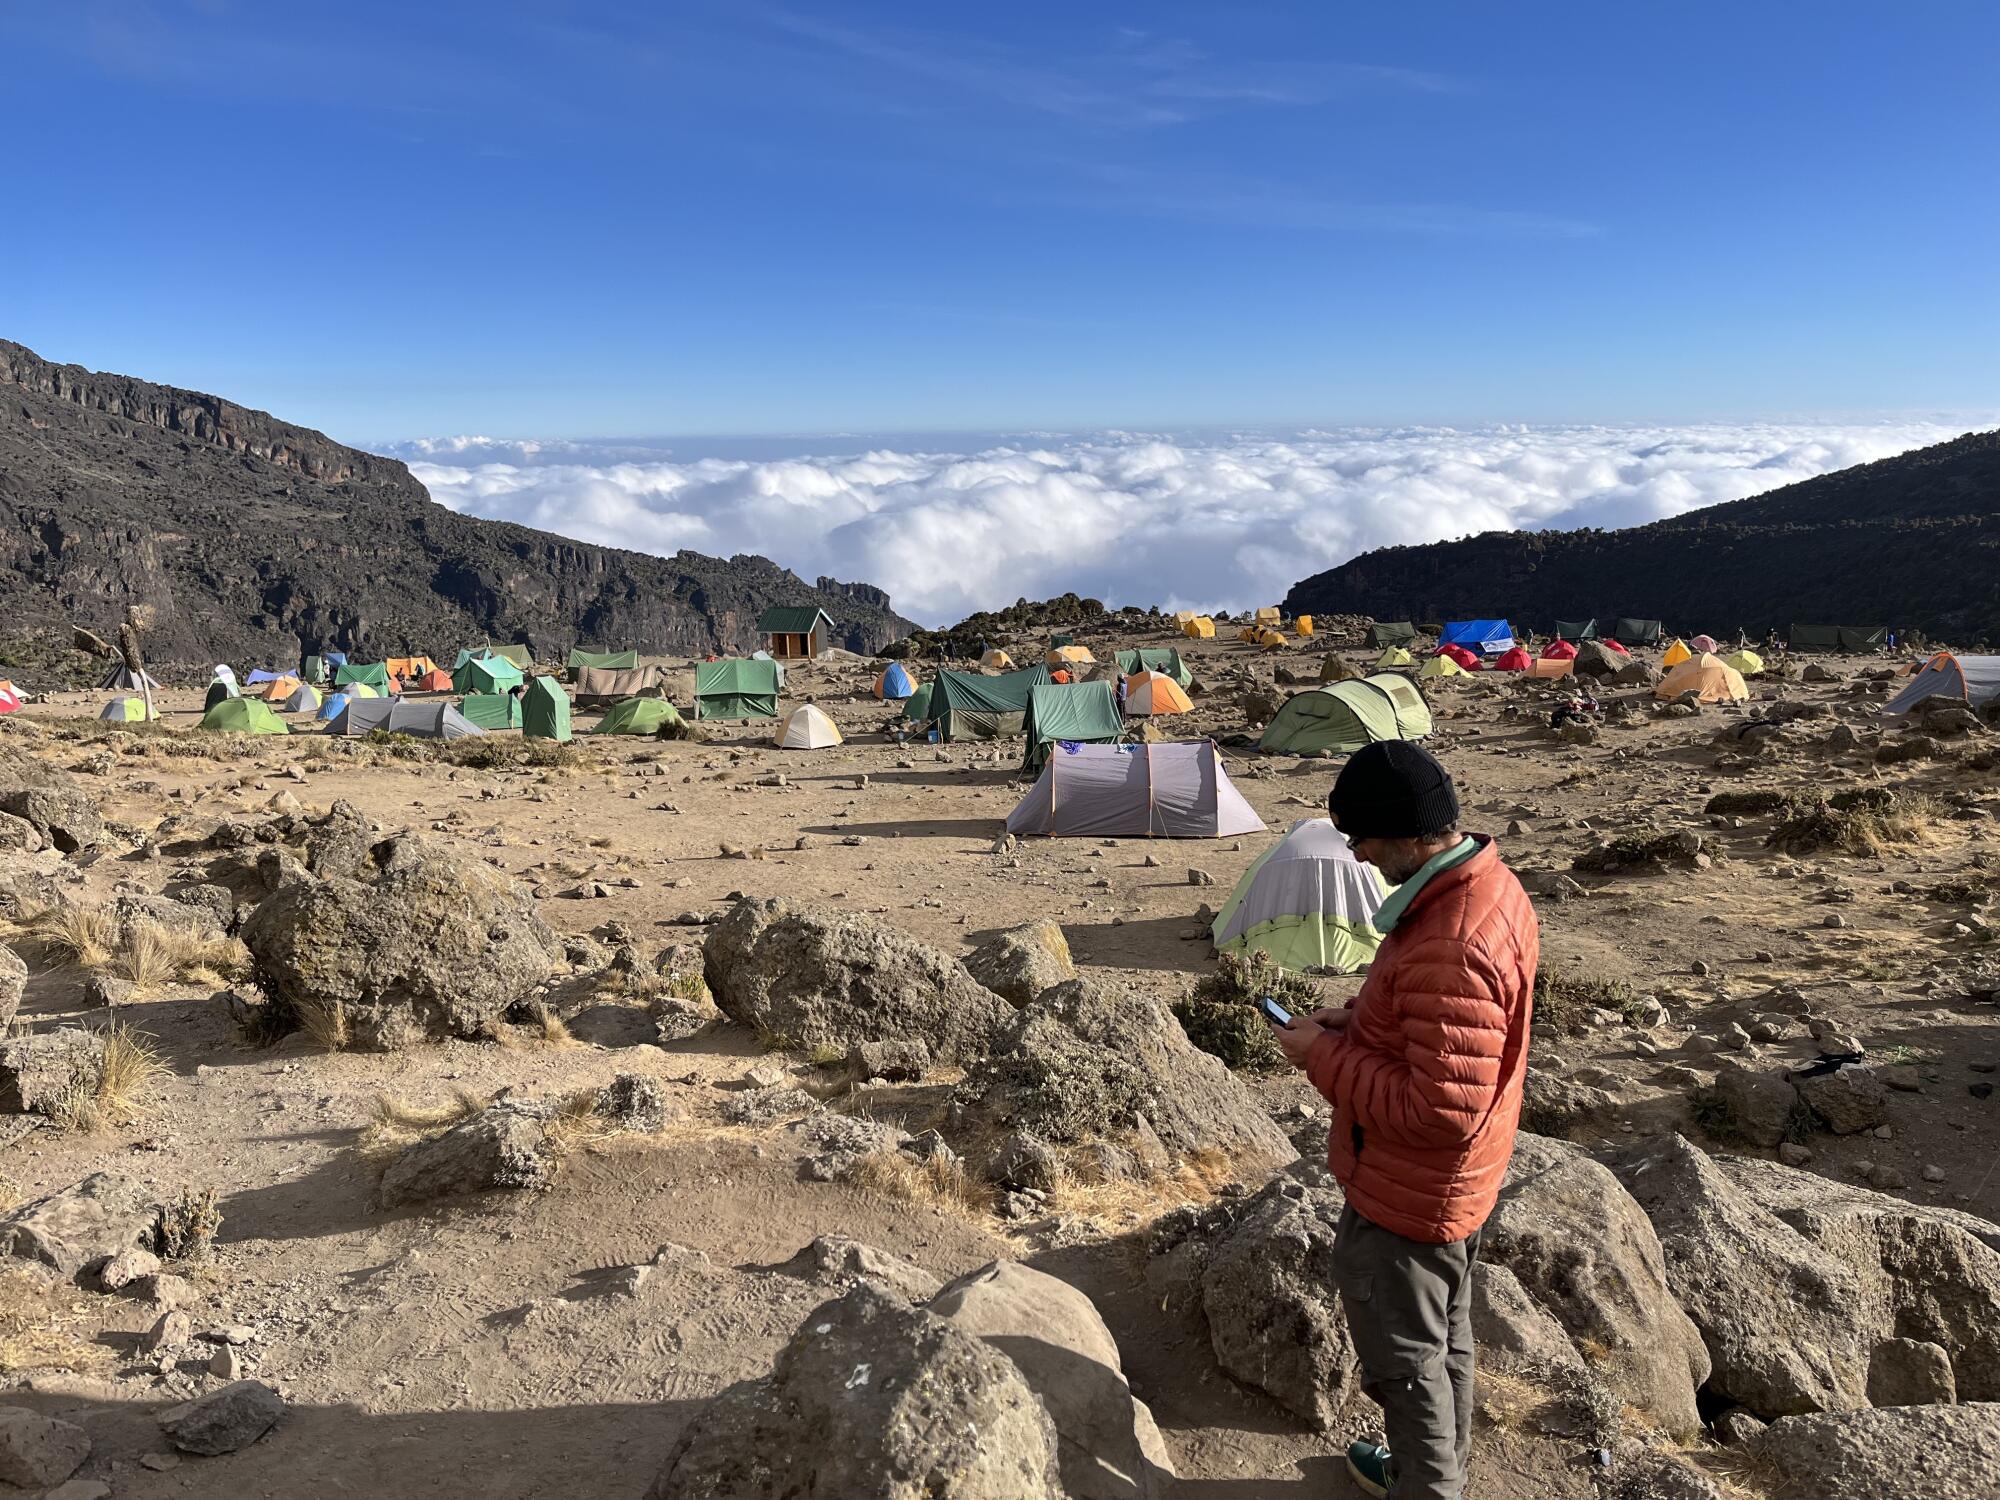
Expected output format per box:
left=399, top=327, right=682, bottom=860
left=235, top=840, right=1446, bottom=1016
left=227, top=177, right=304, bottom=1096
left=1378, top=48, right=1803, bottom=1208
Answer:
left=1722, top=649, right=1765, bottom=677
left=1418, top=654, right=1469, bottom=680
left=979, top=649, right=1015, bottom=671
left=1296, top=615, right=1315, bottom=636
left=1528, top=658, right=1575, bottom=679
left=1254, top=606, right=1282, bottom=626
left=1237, top=626, right=1259, bottom=643
left=1046, top=645, right=1095, bottom=668
left=1655, top=652, right=1748, bottom=703
left=1256, top=628, right=1289, bottom=650
left=1171, top=610, right=1196, bottom=627
left=1181, top=616, right=1215, bottom=640
left=1373, top=647, right=1415, bottom=670
left=1662, top=639, right=1692, bottom=668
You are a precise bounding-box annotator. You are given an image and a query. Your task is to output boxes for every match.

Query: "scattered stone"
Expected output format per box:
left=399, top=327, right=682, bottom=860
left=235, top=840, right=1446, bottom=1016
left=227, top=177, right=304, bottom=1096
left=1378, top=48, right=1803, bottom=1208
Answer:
left=1753, top=1403, right=2000, bottom=1500
left=0, top=1173, right=159, bottom=1278
left=94, top=1245, right=162, bottom=1291
left=847, top=1038, right=931, bottom=1082
left=1790, top=1062, right=1890, bottom=1134
left=142, top=1309, right=192, bottom=1354
left=157, top=1380, right=286, bottom=1456
left=964, top=919, right=1076, bottom=1007
left=377, top=1097, right=557, bottom=1208
left=1710, top=1064, right=1799, bottom=1148
left=0, top=1406, right=90, bottom=1488
left=0, top=1028, right=107, bottom=1117
left=1186, top=868, right=1215, bottom=886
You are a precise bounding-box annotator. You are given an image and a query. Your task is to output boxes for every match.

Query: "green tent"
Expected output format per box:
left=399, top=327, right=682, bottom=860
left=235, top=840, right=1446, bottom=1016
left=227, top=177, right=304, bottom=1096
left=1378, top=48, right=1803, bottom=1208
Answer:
left=335, top=661, right=391, bottom=692
left=454, top=656, right=524, bottom=696
left=302, top=655, right=328, bottom=685
left=1365, top=621, right=1418, bottom=648
left=693, top=659, right=780, bottom=720
left=453, top=644, right=532, bottom=671
left=199, top=698, right=290, bottom=735
left=523, top=676, right=572, bottom=741
left=1791, top=624, right=1887, bottom=651
left=1363, top=672, right=1434, bottom=739
left=567, top=648, right=639, bottom=671
left=1115, top=647, right=1194, bottom=688
left=1021, top=682, right=1124, bottom=772
left=901, top=681, right=935, bottom=723
left=1612, top=618, right=1663, bottom=646
left=1553, top=619, right=1600, bottom=641
left=1212, top=819, right=1389, bottom=973
left=595, top=697, right=683, bottom=735
left=459, top=692, right=522, bottom=730
left=923, top=665, right=1054, bottom=740
left=1259, top=679, right=1408, bottom=756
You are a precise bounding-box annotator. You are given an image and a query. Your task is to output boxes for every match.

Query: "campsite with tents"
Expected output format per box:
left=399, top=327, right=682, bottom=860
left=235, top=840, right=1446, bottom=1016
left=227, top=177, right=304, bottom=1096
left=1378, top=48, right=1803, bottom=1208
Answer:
left=3, top=598, right=1999, bottom=1500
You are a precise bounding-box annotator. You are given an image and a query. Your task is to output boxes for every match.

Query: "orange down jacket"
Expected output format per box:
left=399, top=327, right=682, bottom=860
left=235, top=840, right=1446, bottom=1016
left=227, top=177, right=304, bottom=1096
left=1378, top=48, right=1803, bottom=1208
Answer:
left=1305, top=837, right=1538, bottom=1243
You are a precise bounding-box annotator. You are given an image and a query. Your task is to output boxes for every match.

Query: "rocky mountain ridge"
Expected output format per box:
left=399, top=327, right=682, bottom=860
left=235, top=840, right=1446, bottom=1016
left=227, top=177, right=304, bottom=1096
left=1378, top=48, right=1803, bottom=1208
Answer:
left=0, top=339, right=914, bottom=674
left=1283, top=429, right=2000, bottom=641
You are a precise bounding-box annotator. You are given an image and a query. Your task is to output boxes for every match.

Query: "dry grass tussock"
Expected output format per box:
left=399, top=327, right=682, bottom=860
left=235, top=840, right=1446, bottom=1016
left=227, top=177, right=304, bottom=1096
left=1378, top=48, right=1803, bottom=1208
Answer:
left=0, top=1266, right=114, bottom=1376
left=155, top=1186, right=224, bottom=1263
left=1767, top=790, right=1938, bottom=857
left=116, top=921, right=251, bottom=993
left=23, top=904, right=113, bottom=968
left=51, top=1022, right=167, bottom=1133
left=842, top=1148, right=995, bottom=1219
left=481, top=1003, right=580, bottom=1050
left=1042, top=1145, right=1240, bottom=1231
left=359, top=1087, right=493, bottom=1167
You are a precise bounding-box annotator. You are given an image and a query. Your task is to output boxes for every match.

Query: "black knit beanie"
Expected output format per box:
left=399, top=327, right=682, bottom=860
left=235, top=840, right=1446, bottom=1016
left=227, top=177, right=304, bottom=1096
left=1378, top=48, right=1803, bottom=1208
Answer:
left=1327, top=741, right=1460, bottom=841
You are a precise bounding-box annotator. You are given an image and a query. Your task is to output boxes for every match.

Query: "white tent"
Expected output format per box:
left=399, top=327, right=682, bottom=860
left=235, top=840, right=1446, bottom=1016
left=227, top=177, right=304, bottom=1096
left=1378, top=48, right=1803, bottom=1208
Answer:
left=335, top=698, right=483, bottom=739
left=1004, top=740, right=1264, bottom=838
left=1885, top=653, right=2000, bottom=716
left=773, top=703, right=842, bottom=749
left=1211, top=818, right=1389, bottom=973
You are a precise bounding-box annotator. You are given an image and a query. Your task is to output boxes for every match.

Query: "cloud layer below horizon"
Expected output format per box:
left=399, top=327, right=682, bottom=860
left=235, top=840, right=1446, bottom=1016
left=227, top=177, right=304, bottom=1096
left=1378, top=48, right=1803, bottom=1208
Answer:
left=385, top=421, right=1976, bottom=628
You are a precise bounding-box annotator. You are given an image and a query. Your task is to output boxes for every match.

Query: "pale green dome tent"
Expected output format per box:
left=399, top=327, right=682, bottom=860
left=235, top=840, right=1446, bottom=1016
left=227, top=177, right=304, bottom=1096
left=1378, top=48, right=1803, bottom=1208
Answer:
left=199, top=697, right=290, bottom=735
left=595, top=697, right=684, bottom=735
left=1258, top=674, right=1431, bottom=756
left=1212, top=818, right=1389, bottom=973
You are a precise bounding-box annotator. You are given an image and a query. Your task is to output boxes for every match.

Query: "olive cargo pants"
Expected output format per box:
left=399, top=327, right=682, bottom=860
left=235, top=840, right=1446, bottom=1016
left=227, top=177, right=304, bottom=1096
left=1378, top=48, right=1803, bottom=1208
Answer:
left=1332, top=1203, right=1482, bottom=1499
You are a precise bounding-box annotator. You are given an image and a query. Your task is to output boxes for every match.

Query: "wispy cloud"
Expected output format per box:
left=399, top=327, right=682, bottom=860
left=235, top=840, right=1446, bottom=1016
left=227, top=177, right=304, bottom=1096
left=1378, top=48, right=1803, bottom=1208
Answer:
left=381, top=421, right=1972, bottom=627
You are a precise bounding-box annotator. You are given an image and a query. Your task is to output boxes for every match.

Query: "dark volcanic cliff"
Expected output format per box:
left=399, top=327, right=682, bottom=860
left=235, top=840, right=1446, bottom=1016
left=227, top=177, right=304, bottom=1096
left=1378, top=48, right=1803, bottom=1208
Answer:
left=0, top=339, right=915, bottom=672
left=1283, top=430, right=2000, bottom=640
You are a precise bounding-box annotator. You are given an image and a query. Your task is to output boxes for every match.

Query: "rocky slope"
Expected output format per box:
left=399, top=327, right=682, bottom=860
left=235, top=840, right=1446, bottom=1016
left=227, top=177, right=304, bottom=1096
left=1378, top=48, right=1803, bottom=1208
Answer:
left=1283, top=429, right=2000, bottom=640
left=0, top=340, right=914, bottom=673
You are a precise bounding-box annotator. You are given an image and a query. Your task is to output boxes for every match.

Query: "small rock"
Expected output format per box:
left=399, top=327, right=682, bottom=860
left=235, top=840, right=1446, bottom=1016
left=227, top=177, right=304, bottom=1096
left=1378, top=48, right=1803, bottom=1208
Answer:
left=1187, top=868, right=1214, bottom=887
left=142, top=1309, right=192, bottom=1354
left=1778, top=1142, right=1814, bottom=1166
left=157, top=1380, right=285, bottom=1456
left=210, top=1344, right=243, bottom=1379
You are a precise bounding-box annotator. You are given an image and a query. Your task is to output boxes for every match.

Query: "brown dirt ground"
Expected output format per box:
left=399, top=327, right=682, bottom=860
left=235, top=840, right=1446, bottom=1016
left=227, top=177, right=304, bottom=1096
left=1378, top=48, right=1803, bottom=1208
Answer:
left=2, top=629, right=1994, bottom=1498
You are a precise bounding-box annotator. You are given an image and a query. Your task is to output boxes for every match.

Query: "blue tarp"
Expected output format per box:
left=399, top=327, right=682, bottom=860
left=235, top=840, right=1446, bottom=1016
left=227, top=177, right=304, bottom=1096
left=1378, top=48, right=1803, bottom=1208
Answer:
left=322, top=652, right=349, bottom=669
left=245, top=670, right=284, bottom=684
left=1439, top=620, right=1515, bottom=655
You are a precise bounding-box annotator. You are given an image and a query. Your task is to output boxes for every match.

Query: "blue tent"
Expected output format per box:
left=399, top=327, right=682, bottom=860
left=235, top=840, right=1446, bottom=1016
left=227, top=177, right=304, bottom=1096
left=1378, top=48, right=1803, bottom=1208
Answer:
left=1439, top=620, right=1516, bottom=656
left=876, top=662, right=916, bottom=700
left=318, top=691, right=355, bottom=723
left=245, top=669, right=284, bottom=684
left=322, top=652, right=349, bottom=669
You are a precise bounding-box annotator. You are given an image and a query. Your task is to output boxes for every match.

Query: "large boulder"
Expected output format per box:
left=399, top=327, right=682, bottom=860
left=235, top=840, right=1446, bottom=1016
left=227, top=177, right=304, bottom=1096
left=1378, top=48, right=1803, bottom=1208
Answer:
left=0, top=779, right=102, bottom=854
left=951, top=978, right=1296, bottom=1177
left=0, top=1406, right=89, bottom=1488
left=929, top=1261, right=1175, bottom=1500
left=963, top=920, right=1076, bottom=1007
left=648, top=1282, right=1063, bottom=1500
left=0, top=1028, right=106, bottom=1116
left=1790, top=1061, right=1890, bottom=1134
left=157, top=1380, right=286, bottom=1455
left=1608, top=1134, right=1875, bottom=1415
left=1572, top=641, right=1626, bottom=679
left=703, top=897, right=1014, bottom=1064
left=240, top=834, right=563, bottom=1049
left=0, top=1173, right=159, bottom=1279
left=1752, top=1404, right=2000, bottom=1500
left=1469, top=1262, right=1587, bottom=1377
left=0, top=944, right=25, bottom=1030
left=1482, top=1134, right=1709, bottom=1437
left=1720, top=1157, right=2000, bottom=1402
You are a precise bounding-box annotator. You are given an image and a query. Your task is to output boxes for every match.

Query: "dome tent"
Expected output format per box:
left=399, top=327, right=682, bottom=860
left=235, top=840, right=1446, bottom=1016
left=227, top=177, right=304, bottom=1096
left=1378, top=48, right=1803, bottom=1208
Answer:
left=1655, top=653, right=1748, bottom=704
left=279, top=683, right=323, bottom=713
left=1259, top=676, right=1427, bottom=756
left=99, top=697, right=155, bottom=723
left=1417, top=654, right=1469, bottom=680
left=1116, top=647, right=1194, bottom=688
left=1212, top=818, right=1389, bottom=974
left=873, top=663, right=916, bottom=701
left=1123, top=671, right=1192, bottom=716
left=1435, top=643, right=1481, bottom=672
left=454, top=655, right=524, bottom=697
left=1662, top=639, right=1693, bottom=668
left=1372, top=647, right=1415, bottom=670
left=1721, top=649, right=1766, bottom=677
left=980, top=648, right=1016, bottom=671
left=1540, top=639, right=1579, bottom=661
left=337, top=699, right=483, bottom=738
left=1885, top=652, right=2000, bottom=716
left=1493, top=647, right=1533, bottom=671
left=774, top=703, right=843, bottom=748
left=595, top=698, right=684, bottom=735
left=204, top=679, right=238, bottom=712
left=1689, top=634, right=1719, bottom=654
left=199, top=698, right=290, bottom=734
left=1005, top=741, right=1263, bottom=839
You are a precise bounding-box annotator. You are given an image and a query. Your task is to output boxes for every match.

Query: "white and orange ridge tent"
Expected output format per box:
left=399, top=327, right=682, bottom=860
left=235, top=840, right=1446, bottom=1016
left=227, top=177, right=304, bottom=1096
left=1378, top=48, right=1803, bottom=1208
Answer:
left=1123, top=671, right=1192, bottom=716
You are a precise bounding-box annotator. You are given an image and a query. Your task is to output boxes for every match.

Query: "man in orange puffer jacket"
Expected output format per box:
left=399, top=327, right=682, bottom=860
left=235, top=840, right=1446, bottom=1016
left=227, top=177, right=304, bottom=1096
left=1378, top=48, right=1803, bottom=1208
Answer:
left=1273, top=741, right=1538, bottom=1499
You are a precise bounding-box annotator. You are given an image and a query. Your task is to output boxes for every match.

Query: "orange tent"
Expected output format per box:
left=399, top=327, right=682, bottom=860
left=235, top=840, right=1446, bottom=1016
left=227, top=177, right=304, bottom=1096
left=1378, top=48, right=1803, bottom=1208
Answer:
left=411, top=668, right=455, bottom=692
left=386, top=656, right=439, bottom=679
left=254, top=675, right=302, bottom=701
left=1528, top=658, right=1575, bottom=679
left=1123, top=671, right=1193, bottom=715
left=1654, top=653, right=1748, bottom=704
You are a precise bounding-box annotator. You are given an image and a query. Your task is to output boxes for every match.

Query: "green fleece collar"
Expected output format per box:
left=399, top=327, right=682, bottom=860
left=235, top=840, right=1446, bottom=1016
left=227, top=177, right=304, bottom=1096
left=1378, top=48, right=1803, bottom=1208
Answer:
left=1371, top=836, right=1479, bottom=934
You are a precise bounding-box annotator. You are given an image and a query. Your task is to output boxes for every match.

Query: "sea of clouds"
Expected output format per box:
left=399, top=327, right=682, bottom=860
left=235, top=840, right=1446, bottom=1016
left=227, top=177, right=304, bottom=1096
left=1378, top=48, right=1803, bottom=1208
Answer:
left=380, top=421, right=1976, bottom=628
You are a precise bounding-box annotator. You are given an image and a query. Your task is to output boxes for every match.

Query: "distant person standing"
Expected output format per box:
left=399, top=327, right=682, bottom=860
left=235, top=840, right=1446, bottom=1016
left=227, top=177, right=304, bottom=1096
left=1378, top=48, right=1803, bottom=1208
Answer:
left=1271, top=743, right=1538, bottom=1500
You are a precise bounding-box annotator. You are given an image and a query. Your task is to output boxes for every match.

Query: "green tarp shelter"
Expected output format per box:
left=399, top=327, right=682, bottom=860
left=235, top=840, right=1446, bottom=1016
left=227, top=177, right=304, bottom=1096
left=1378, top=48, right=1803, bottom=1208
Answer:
left=1612, top=618, right=1663, bottom=646
left=596, top=698, right=683, bottom=735
left=523, top=676, right=571, bottom=741
left=567, top=648, right=639, bottom=671
left=1791, top=624, right=1888, bottom=652
left=302, top=655, right=329, bottom=685
left=920, top=665, right=1054, bottom=740
left=453, top=644, right=532, bottom=671
left=693, top=659, right=781, bottom=720
left=459, top=692, right=521, bottom=730
left=1553, top=619, right=1601, bottom=641
left=1115, top=647, right=1194, bottom=688
left=335, top=661, right=392, bottom=693
left=199, top=698, right=289, bottom=735
left=1259, top=675, right=1428, bottom=756
left=454, top=656, right=524, bottom=696
left=1365, top=621, right=1418, bottom=648
left=1021, top=682, right=1124, bottom=772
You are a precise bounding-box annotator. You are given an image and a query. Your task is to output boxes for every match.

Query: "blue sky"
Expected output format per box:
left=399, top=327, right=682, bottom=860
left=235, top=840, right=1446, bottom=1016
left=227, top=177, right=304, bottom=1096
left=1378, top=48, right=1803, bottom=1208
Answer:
left=2, top=1, right=1994, bottom=442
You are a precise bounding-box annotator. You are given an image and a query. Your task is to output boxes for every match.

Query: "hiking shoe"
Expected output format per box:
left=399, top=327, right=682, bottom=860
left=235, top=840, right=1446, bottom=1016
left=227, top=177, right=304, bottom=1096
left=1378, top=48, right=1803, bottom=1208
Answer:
left=1345, top=1440, right=1391, bottom=1498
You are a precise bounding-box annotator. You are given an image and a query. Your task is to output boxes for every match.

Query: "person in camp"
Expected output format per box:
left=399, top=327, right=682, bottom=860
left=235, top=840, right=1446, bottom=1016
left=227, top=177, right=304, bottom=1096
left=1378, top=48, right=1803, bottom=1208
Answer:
left=1115, top=673, right=1129, bottom=712
left=1268, top=742, right=1537, bottom=1500
left=1549, top=692, right=1598, bottom=729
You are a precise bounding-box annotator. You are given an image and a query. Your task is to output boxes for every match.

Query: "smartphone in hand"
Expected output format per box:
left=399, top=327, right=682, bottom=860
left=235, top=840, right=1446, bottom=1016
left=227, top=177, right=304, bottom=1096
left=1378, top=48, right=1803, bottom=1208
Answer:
left=1257, top=995, right=1294, bottom=1028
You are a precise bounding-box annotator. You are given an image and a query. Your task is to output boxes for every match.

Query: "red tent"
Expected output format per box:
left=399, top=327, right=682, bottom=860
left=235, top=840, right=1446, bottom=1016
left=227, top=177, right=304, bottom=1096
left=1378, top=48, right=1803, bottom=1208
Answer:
left=1436, top=643, right=1481, bottom=671
left=1494, top=647, right=1533, bottom=671
left=1600, top=639, right=1630, bottom=656
left=0, top=688, right=18, bottom=715
left=1541, top=639, right=1578, bottom=660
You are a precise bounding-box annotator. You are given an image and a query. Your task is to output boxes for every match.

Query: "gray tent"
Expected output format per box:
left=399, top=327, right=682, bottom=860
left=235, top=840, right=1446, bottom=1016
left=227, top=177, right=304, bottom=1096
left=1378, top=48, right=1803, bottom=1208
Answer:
left=102, top=662, right=163, bottom=692
left=573, top=665, right=665, bottom=706
left=1790, top=624, right=1888, bottom=652
left=1884, top=654, right=2000, bottom=716
left=333, top=698, right=483, bottom=739
left=1004, top=741, right=1264, bottom=838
